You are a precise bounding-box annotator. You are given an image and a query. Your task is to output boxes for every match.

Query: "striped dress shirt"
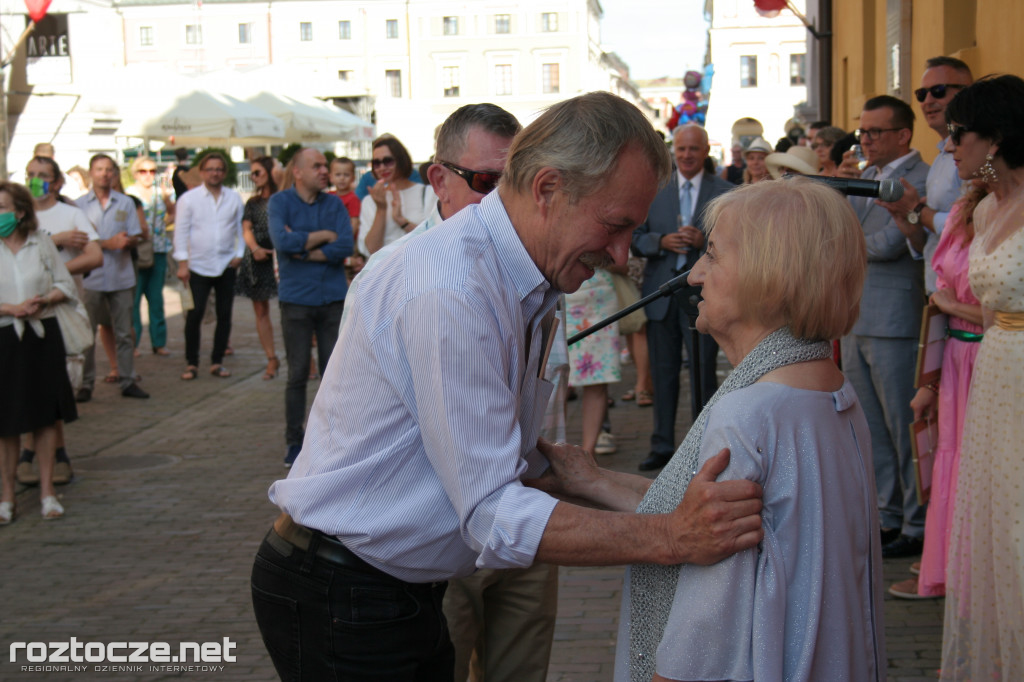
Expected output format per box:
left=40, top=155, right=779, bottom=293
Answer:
left=269, top=190, right=561, bottom=583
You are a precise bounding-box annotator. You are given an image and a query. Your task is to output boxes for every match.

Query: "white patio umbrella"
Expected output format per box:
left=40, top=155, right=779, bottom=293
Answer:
left=116, top=90, right=285, bottom=145
left=244, top=92, right=361, bottom=143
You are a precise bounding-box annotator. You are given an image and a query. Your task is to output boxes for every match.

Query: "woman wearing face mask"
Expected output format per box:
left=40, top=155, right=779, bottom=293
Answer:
left=358, top=135, right=436, bottom=256
left=0, top=182, right=79, bottom=523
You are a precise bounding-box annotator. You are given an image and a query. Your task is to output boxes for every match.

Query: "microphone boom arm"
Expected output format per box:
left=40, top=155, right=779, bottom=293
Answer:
left=567, top=268, right=692, bottom=346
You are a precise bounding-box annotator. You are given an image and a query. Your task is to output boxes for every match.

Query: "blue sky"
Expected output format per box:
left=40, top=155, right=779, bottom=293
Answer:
left=599, top=0, right=710, bottom=80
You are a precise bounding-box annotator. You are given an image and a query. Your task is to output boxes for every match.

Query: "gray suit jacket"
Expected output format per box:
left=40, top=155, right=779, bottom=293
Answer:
left=850, top=150, right=930, bottom=338
left=632, top=170, right=734, bottom=321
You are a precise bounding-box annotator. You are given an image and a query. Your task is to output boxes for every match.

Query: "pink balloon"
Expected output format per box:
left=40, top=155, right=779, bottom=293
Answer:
left=24, top=0, right=52, bottom=23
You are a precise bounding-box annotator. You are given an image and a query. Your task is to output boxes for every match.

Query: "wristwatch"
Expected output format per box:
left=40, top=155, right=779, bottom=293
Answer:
left=906, top=201, right=927, bottom=225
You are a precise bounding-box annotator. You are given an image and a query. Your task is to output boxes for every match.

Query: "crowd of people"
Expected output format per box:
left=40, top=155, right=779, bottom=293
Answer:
left=1, top=62, right=1022, bottom=681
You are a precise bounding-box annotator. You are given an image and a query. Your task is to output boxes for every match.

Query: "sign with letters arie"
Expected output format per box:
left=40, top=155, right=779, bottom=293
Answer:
left=24, top=12, right=71, bottom=83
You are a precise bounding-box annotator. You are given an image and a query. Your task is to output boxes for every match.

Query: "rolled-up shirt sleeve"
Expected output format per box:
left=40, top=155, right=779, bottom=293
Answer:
left=268, top=193, right=307, bottom=255
left=394, top=287, right=558, bottom=569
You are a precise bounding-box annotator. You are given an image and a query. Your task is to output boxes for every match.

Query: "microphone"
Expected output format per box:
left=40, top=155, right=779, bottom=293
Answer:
left=567, top=269, right=692, bottom=346
left=798, top=174, right=905, bottom=202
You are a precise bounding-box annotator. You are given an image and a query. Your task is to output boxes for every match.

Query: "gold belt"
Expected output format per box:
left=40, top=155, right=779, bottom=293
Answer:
left=995, top=310, right=1024, bottom=331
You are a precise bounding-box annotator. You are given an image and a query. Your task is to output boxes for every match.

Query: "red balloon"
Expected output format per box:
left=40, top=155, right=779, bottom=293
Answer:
left=24, top=0, right=52, bottom=23
left=753, top=0, right=787, bottom=9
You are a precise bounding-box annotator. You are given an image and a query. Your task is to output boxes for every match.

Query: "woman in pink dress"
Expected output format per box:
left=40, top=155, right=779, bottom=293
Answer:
left=889, top=182, right=986, bottom=599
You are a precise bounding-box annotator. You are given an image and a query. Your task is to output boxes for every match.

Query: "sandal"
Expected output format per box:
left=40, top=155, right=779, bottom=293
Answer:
left=181, top=366, right=198, bottom=381
left=41, top=496, right=64, bottom=520
left=636, top=390, right=654, bottom=407
left=263, top=356, right=280, bottom=380
left=210, top=365, right=232, bottom=378
left=0, top=501, right=14, bottom=525
left=621, top=389, right=637, bottom=401
left=103, top=371, right=120, bottom=383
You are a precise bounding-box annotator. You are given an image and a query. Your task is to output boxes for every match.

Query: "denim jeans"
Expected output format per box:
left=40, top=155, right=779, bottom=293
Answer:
left=280, top=300, right=344, bottom=446
left=133, top=253, right=168, bottom=350
left=185, top=268, right=236, bottom=368
left=251, top=526, right=455, bottom=681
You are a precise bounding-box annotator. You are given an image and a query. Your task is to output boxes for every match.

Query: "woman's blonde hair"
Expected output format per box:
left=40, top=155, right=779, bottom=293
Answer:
left=702, top=177, right=866, bottom=340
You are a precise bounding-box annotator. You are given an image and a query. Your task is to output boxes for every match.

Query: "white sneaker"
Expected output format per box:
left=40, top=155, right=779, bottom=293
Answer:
left=594, top=431, right=617, bottom=455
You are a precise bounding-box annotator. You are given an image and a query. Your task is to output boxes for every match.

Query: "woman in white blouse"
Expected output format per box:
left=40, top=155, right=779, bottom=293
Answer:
left=0, top=182, right=79, bottom=523
left=358, top=135, right=436, bottom=256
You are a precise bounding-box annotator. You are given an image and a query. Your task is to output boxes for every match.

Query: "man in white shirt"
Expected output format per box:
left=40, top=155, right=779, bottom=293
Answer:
left=173, top=153, right=244, bottom=380
left=17, top=156, right=103, bottom=486
left=76, top=154, right=148, bottom=401
left=251, top=92, right=765, bottom=681
left=876, top=56, right=974, bottom=294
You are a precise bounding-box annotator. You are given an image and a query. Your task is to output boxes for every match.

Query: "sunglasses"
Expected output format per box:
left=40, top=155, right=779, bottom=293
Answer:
left=914, top=83, right=966, bottom=103
left=855, top=127, right=903, bottom=142
left=250, top=169, right=265, bottom=178
left=136, top=169, right=157, bottom=175
left=439, top=161, right=502, bottom=194
left=371, top=156, right=396, bottom=168
left=947, top=123, right=974, bottom=146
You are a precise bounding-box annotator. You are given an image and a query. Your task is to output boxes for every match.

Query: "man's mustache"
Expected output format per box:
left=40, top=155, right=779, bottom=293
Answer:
left=579, top=252, right=613, bottom=270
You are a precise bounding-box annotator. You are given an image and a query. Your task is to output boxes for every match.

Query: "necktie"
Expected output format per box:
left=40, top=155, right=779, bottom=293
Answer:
left=676, top=180, right=693, bottom=271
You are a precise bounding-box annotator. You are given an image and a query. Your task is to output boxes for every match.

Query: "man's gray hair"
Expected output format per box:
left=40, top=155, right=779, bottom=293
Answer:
left=502, top=91, right=671, bottom=202
left=435, top=104, right=521, bottom=164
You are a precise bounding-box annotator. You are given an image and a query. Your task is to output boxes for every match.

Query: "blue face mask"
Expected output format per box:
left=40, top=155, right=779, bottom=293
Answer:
left=0, top=211, right=17, bottom=238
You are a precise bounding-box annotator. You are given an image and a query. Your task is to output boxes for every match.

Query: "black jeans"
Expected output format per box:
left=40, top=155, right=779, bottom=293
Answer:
left=185, top=268, right=236, bottom=368
left=280, top=300, right=344, bottom=446
left=251, top=526, right=454, bottom=682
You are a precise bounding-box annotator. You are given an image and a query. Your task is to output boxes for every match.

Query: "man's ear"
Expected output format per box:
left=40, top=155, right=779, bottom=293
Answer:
left=426, top=163, right=447, bottom=203
left=531, top=167, right=563, bottom=216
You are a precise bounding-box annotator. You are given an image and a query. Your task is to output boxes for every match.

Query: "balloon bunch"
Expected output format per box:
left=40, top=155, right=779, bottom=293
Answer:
left=666, top=71, right=709, bottom=131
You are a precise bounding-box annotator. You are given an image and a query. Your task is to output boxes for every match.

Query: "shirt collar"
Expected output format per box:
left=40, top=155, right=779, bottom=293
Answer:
left=479, top=191, right=550, bottom=306
left=937, top=137, right=951, bottom=154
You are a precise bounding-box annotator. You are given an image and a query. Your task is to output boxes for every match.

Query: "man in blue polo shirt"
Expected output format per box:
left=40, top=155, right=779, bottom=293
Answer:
left=269, top=148, right=354, bottom=466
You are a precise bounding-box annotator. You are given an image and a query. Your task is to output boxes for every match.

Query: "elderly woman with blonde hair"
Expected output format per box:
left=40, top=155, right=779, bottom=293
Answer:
left=533, top=177, right=885, bottom=681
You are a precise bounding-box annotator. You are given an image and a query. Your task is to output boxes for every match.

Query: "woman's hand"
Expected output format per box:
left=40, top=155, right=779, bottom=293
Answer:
left=526, top=438, right=602, bottom=500
left=391, top=191, right=407, bottom=228
left=911, top=386, right=938, bottom=421
left=930, top=288, right=957, bottom=316
left=10, top=297, right=44, bottom=318
left=368, top=179, right=390, bottom=207
left=252, top=246, right=272, bottom=262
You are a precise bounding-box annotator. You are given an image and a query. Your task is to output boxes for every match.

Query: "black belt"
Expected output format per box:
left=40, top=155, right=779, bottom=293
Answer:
left=272, top=513, right=378, bottom=574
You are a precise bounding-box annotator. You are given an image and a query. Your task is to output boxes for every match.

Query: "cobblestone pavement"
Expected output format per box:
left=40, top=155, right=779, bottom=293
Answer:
left=0, top=295, right=943, bottom=681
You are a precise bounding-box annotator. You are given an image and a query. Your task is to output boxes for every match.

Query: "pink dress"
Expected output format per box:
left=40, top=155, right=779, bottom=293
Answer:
left=917, top=202, right=982, bottom=596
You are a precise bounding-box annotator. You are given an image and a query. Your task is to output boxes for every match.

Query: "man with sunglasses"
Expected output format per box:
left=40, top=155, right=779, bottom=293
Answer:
left=838, top=94, right=930, bottom=560
left=876, top=56, right=974, bottom=294
left=340, top=104, right=519, bottom=330
left=251, top=93, right=764, bottom=681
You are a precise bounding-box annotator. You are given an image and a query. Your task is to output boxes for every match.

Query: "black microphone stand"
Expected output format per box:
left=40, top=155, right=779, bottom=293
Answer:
left=567, top=268, right=692, bottom=346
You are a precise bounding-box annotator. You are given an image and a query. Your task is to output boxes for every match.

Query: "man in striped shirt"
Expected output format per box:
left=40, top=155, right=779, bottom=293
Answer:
left=251, top=92, right=764, bottom=681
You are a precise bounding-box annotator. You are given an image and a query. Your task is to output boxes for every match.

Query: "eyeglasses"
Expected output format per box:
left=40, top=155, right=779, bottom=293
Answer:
left=136, top=169, right=157, bottom=175
left=371, top=156, right=396, bottom=168
left=914, top=83, right=966, bottom=103
left=856, top=128, right=904, bottom=142
left=26, top=172, right=55, bottom=181
left=250, top=170, right=264, bottom=178
left=810, top=142, right=826, bottom=150
left=439, top=161, right=502, bottom=194
left=947, top=123, right=974, bottom=146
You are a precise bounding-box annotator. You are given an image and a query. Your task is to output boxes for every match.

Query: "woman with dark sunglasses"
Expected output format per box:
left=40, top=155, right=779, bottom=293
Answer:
left=358, top=135, right=436, bottom=255
left=938, top=74, right=1024, bottom=681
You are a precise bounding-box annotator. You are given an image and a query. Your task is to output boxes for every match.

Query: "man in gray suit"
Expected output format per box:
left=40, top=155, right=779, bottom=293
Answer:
left=839, top=95, right=930, bottom=557
left=631, top=124, right=733, bottom=471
